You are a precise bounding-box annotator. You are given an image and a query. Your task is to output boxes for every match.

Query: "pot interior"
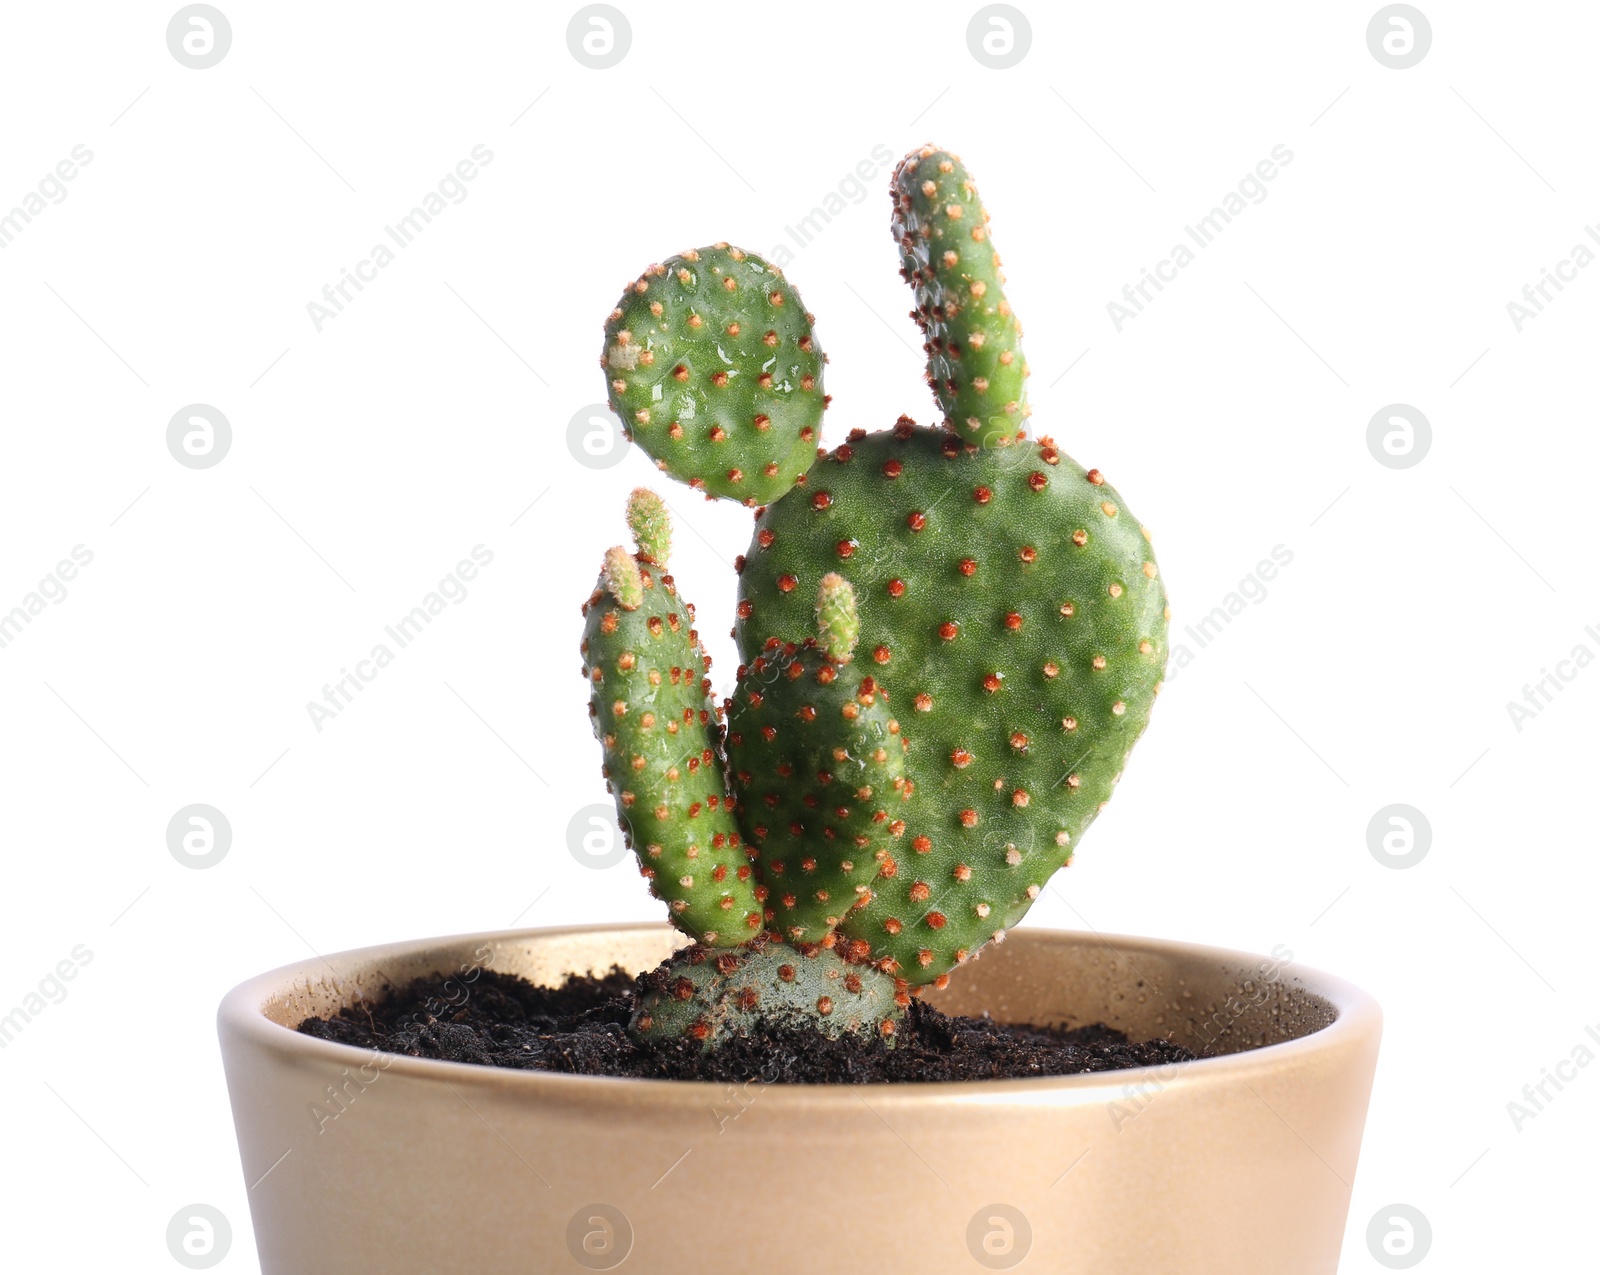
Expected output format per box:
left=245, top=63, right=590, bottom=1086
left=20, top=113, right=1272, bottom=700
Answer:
left=254, top=925, right=1336, bottom=1060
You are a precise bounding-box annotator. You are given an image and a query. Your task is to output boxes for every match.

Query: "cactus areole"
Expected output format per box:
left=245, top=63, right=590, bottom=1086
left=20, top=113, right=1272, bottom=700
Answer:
left=580, top=146, right=1168, bottom=1047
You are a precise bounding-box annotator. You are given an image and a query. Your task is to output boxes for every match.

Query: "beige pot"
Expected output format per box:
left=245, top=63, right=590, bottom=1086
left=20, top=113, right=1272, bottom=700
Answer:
left=218, top=923, right=1380, bottom=1274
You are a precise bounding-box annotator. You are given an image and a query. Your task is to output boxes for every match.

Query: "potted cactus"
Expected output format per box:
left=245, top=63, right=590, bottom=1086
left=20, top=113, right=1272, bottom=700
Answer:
left=219, top=146, right=1381, bottom=1274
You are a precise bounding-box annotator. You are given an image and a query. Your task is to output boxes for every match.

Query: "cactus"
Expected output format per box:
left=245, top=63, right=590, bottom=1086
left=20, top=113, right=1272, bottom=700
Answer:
left=579, top=145, right=1167, bottom=1046
left=580, top=522, right=762, bottom=947
left=603, top=244, right=827, bottom=505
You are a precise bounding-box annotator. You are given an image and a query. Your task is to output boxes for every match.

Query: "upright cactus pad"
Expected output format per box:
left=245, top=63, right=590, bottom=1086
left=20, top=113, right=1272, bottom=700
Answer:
left=726, top=575, right=912, bottom=944
left=578, top=144, right=1167, bottom=1044
left=736, top=423, right=1165, bottom=981
left=581, top=525, right=762, bottom=946
left=603, top=245, right=826, bottom=505
left=892, top=146, right=1029, bottom=446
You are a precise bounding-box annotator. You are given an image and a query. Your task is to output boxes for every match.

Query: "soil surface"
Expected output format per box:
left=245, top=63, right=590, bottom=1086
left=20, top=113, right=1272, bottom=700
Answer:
left=298, top=967, right=1195, bottom=1083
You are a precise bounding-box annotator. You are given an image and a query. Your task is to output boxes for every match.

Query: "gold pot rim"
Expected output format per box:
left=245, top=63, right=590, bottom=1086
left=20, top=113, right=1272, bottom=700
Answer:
left=219, top=921, right=1380, bottom=1106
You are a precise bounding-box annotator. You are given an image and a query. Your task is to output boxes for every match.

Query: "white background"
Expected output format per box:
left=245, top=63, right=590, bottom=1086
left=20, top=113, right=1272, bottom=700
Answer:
left=2, top=1, right=1595, bottom=1269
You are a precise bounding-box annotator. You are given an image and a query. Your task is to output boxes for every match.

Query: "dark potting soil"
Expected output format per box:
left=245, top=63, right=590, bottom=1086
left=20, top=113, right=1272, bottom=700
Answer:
left=297, top=967, right=1195, bottom=1083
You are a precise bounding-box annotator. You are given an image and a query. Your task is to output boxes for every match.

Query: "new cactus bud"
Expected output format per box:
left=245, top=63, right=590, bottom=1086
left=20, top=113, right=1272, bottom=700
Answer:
left=725, top=576, right=911, bottom=945
left=815, top=572, right=859, bottom=662
left=626, top=487, right=672, bottom=566
left=891, top=146, right=1029, bottom=447
left=582, top=524, right=761, bottom=947
left=601, top=545, right=643, bottom=610
left=603, top=245, right=826, bottom=505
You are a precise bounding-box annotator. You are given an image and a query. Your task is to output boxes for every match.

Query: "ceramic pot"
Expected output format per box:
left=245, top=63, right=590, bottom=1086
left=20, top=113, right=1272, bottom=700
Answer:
left=218, top=923, right=1380, bottom=1273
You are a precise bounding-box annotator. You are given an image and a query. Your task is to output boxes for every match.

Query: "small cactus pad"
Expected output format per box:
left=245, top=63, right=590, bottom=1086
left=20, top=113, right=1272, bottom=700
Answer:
left=582, top=545, right=761, bottom=946
left=603, top=245, right=826, bottom=504
left=891, top=147, right=1029, bottom=447
left=736, top=421, right=1166, bottom=982
left=725, top=575, right=912, bottom=943
left=632, top=939, right=904, bottom=1048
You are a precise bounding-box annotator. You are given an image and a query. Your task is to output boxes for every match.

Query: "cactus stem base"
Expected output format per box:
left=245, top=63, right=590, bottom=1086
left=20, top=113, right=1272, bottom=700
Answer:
left=630, top=935, right=906, bottom=1048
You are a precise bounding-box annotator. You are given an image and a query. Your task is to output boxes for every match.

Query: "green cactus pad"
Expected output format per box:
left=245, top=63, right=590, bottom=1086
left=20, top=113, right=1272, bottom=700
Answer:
left=632, top=939, right=904, bottom=1048
left=582, top=554, right=762, bottom=947
left=735, top=421, right=1167, bottom=983
left=891, top=147, right=1029, bottom=448
left=725, top=617, right=912, bottom=943
left=602, top=245, right=826, bottom=505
